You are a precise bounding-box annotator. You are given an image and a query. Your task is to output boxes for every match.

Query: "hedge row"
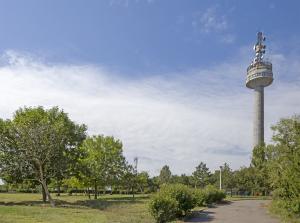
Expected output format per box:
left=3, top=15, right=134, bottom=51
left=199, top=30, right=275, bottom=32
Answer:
left=149, top=184, right=225, bottom=223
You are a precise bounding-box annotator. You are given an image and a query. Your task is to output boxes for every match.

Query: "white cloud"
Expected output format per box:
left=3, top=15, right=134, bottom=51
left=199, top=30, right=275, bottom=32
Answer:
left=0, top=50, right=299, bottom=176
left=191, top=6, right=236, bottom=44
left=193, top=7, right=228, bottom=33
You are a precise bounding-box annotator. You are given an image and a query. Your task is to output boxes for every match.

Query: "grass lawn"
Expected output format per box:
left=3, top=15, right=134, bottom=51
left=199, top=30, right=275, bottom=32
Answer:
left=0, top=193, right=155, bottom=223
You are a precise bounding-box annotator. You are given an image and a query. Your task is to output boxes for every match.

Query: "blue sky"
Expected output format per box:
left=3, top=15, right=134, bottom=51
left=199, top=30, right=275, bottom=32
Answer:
left=0, top=0, right=299, bottom=175
left=1, top=0, right=300, bottom=74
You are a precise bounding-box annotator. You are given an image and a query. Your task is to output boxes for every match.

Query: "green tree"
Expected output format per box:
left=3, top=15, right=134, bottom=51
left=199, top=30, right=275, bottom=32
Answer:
left=170, top=174, right=191, bottom=186
left=158, top=165, right=172, bottom=185
left=137, top=171, right=150, bottom=193
left=0, top=106, right=86, bottom=206
left=192, top=162, right=211, bottom=188
left=267, top=116, right=300, bottom=213
left=234, top=166, right=255, bottom=195
left=251, top=145, right=270, bottom=195
left=220, top=163, right=235, bottom=196
left=80, top=135, right=126, bottom=199
left=148, top=176, right=160, bottom=192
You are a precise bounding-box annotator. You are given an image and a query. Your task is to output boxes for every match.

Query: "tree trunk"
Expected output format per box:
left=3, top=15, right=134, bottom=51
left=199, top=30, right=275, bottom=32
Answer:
left=38, top=164, right=55, bottom=207
left=57, top=184, right=61, bottom=196
left=132, top=186, right=135, bottom=199
left=87, top=188, right=91, bottom=199
left=42, top=185, right=47, bottom=203
left=41, top=179, right=55, bottom=207
left=94, top=180, right=98, bottom=199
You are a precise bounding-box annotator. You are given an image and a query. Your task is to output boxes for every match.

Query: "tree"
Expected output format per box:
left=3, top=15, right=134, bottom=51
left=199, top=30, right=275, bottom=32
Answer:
left=170, top=174, right=191, bottom=186
left=80, top=135, right=126, bottom=199
left=148, top=176, right=160, bottom=193
left=137, top=171, right=150, bottom=193
left=158, top=165, right=172, bottom=185
left=0, top=106, right=87, bottom=206
left=220, top=163, right=235, bottom=196
left=234, top=166, right=255, bottom=195
left=192, top=162, right=211, bottom=188
left=266, top=116, right=300, bottom=213
left=251, top=145, right=270, bottom=195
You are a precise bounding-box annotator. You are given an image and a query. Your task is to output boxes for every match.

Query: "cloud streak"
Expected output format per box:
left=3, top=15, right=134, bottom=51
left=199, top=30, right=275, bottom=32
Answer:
left=191, top=5, right=236, bottom=45
left=0, top=50, right=299, bottom=175
left=194, top=7, right=228, bottom=33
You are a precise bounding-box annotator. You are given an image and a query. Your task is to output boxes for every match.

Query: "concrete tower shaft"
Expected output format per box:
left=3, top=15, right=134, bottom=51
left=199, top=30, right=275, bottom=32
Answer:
left=246, top=32, right=273, bottom=147
left=254, top=86, right=264, bottom=146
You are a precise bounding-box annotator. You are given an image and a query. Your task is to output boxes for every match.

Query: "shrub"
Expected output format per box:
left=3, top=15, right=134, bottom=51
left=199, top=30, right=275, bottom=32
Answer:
left=272, top=188, right=300, bottom=215
left=160, top=184, right=196, bottom=216
left=193, top=188, right=207, bottom=207
left=204, top=185, right=226, bottom=204
left=149, top=194, right=178, bottom=223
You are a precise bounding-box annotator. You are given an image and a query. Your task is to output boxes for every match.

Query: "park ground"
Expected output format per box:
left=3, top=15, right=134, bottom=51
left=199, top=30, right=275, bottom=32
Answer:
left=0, top=193, right=291, bottom=223
left=0, top=193, right=155, bottom=223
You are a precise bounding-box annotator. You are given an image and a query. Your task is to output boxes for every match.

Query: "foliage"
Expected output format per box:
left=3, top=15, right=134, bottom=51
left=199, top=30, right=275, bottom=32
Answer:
left=267, top=116, right=300, bottom=215
left=80, top=135, right=126, bottom=199
left=220, top=163, right=235, bottom=194
left=137, top=171, right=150, bottom=193
left=204, top=185, right=226, bottom=204
left=149, top=184, right=226, bottom=222
left=193, top=188, right=207, bottom=206
left=251, top=145, right=271, bottom=195
left=192, top=162, right=211, bottom=188
left=158, top=165, right=172, bottom=185
left=234, top=166, right=256, bottom=195
left=270, top=199, right=300, bottom=223
left=149, top=183, right=196, bottom=222
left=149, top=194, right=178, bottom=223
left=194, top=186, right=225, bottom=206
left=159, top=184, right=196, bottom=217
left=0, top=106, right=87, bottom=206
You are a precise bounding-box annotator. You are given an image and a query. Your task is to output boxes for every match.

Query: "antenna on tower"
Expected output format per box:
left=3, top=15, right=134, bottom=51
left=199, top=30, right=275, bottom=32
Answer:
left=253, top=31, right=267, bottom=64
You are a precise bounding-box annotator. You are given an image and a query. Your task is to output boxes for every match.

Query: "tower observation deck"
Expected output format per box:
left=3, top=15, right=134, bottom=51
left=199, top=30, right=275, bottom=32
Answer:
left=246, top=32, right=273, bottom=147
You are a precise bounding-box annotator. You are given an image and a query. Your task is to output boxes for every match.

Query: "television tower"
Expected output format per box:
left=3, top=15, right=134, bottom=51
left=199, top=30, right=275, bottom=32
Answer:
left=246, top=32, right=273, bottom=147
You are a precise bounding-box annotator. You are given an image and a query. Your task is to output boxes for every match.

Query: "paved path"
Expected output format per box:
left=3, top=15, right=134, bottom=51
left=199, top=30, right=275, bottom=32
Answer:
left=185, top=200, right=280, bottom=223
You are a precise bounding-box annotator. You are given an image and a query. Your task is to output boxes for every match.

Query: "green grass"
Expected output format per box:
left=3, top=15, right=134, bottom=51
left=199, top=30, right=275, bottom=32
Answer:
left=0, top=193, right=155, bottom=223
left=0, top=205, right=107, bottom=223
left=0, top=193, right=203, bottom=223
left=0, top=193, right=208, bottom=223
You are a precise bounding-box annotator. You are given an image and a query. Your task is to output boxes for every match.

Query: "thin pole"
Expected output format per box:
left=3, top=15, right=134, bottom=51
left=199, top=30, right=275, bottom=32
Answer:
left=219, top=166, right=222, bottom=190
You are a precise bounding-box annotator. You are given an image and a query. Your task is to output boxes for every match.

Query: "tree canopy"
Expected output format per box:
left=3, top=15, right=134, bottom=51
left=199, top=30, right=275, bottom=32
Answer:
left=80, top=135, right=126, bottom=199
left=0, top=106, right=87, bottom=206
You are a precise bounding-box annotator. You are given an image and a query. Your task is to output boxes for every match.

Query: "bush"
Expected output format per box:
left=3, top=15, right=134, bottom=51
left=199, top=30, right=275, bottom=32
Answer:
left=193, top=189, right=207, bottom=207
left=149, top=184, right=226, bottom=222
left=149, top=184, right=196, bottom=222
left=160, top=184, right=196, bottom=216
left=270, top=199, right=300, bottom=222
left=149, top=195, right=178, bottom=223
left=272, top=188, right=300, bottom=215
left=204, top=185, right=226, bottom=204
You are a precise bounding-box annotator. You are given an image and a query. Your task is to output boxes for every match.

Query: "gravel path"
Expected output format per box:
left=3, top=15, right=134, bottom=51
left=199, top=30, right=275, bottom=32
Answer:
left=185, top=200, right=280, bottom=223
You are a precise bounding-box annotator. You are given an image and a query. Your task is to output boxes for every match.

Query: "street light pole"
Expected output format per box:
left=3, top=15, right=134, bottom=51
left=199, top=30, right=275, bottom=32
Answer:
left=219, top=166, right=222, bottom=190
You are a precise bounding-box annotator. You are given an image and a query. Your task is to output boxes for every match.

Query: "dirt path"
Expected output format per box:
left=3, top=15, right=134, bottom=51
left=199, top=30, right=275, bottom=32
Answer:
left=185, top=200, right=280, bottom=223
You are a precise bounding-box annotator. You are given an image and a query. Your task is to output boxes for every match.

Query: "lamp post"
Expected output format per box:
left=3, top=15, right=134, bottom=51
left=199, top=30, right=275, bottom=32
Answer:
left=219, top=166, right=222, bottom=190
